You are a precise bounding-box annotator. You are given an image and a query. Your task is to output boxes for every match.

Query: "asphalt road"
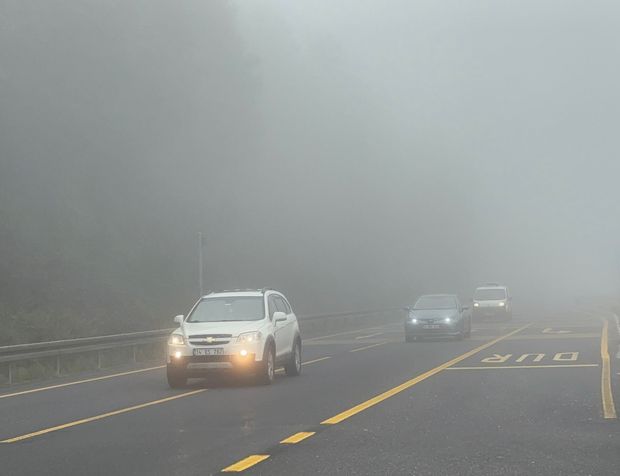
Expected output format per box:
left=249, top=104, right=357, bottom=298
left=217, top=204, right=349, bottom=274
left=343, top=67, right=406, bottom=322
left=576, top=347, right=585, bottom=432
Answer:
left=1, top=310, right=618, bottom=475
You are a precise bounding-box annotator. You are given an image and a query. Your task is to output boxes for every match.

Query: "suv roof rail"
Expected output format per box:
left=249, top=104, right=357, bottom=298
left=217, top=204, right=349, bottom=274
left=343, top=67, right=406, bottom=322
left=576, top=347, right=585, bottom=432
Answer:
left=207, top=288, right=252, bottom=294
left=205, top=288, right=278, bottom=295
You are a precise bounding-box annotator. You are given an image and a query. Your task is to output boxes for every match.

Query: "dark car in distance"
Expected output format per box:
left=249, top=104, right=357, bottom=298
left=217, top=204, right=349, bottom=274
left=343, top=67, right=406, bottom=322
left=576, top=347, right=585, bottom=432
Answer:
left=404, top=294, right=471, bottom=342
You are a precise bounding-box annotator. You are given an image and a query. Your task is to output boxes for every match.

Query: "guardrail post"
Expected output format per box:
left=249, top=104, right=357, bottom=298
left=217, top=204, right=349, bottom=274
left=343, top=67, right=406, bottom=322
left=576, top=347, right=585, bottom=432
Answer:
left=8, top=362, right=13, bottom=385
left=97, top=350, right=102, bottom=369
left=132, top=345, right=137, bottom=363
left=56, top=354, right=61, bottom=377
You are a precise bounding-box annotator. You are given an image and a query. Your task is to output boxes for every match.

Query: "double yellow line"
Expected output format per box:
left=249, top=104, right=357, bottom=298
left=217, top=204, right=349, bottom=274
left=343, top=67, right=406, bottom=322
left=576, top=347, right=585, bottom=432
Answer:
left=322, top=324, right=530, bottom=424
left=221, top=324, right=530, bottom=472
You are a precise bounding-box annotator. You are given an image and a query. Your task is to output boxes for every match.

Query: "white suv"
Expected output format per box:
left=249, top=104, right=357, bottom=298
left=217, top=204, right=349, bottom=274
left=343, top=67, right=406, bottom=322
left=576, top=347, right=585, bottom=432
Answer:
left=166, top=289, right=302, bottom=387
left=472, top=284, right=512, bottom=321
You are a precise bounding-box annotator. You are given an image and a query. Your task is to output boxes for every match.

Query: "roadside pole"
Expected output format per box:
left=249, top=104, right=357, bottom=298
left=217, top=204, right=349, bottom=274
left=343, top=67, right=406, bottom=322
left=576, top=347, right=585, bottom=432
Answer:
left=198, top=232, right=204, bottom=297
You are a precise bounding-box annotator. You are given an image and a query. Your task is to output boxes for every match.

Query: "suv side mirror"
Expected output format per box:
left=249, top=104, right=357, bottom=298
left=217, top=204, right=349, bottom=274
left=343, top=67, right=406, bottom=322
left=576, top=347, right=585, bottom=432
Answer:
left=174, top=315, right=184, bottom=324
left=273, top=311, right=287, bottom=323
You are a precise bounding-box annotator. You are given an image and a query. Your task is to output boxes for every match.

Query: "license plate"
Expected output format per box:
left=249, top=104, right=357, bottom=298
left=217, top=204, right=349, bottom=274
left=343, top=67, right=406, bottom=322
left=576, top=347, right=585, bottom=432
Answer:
left=193, top=348, right=224, bottom=356
left=423, top=324, right=441, bottom=329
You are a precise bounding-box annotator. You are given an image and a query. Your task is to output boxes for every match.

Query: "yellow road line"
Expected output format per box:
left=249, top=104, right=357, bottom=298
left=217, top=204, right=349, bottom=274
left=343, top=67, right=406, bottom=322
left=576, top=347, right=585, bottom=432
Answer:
left=600, top=319, right=617, bottom=419
left=355, top=332, right=385, bottom=340
left=280, top=431, right=315, bottom=444
left=0, top=366, right=165, bottom=400
left=222, top=455, right=270, bottom=472
left=322, top=324, right=530, bottom=425
left=1, top=389, right=206, bottom=443
left=349, top=341, right=388, bottom=353
left=447, top=364, right=599, bottom=370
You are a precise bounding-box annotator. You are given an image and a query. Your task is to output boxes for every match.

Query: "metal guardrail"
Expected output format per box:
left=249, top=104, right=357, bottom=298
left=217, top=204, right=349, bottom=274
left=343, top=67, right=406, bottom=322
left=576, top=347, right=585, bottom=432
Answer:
left=0, top=329, right=175, bottom=385
left=0, top=329, right=174, bottom=360
left=0, top=309, right=400, bottom=385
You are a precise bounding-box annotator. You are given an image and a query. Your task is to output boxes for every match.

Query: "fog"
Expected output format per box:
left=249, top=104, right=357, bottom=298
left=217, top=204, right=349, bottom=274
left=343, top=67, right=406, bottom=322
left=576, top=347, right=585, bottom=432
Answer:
left=1, top=1, right=619, bottom=341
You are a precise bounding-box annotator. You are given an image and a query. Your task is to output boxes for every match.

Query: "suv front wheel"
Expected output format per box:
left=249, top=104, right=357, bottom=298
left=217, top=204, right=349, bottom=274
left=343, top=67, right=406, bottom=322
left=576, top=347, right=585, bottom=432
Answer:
left=167, top=365, right=187, bottom=389
left=257, top=343, right=275, bottom=385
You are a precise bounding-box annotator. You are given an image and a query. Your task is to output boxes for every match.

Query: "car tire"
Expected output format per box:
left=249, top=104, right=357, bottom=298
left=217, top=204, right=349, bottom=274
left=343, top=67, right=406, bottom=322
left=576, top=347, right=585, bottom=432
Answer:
left=257, top=343, right=275, bottom=385
left=464, top=320, right=472, bottom=338
left=285, top=338, right=302, bottom=377
left=166, top=365, right=187, bottom=389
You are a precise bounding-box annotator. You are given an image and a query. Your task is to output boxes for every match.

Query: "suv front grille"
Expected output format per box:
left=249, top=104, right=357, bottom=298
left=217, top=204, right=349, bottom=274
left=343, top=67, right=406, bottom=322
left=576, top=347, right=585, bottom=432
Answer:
left=188, top=334, right=233, bottom=346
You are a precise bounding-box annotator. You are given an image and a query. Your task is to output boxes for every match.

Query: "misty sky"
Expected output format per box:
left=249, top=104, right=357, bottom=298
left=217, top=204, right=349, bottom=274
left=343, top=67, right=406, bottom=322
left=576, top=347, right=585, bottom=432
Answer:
left=1, top=0, right=619, bottom=328
left=236, top=0, right=620, bottom=304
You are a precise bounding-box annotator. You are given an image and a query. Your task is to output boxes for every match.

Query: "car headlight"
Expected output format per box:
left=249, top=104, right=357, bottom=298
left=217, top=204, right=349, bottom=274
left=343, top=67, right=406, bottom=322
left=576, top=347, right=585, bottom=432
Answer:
left=444, top=317, right=452, bottom=324
left=237, top=331, right=263, bottom=344
left=473, top=302, right=479, bottom=307
left=168, top=334, right=185, bottom=345
left=411, top=318, right=418, bottom=324
left=499, top=302, right=505, bottom=307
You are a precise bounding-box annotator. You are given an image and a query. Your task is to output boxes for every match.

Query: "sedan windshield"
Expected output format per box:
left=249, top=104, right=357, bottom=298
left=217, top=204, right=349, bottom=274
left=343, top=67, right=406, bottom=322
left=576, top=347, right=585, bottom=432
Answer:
left=414, top=296, right=457, bottom=310
left=474, top=289, right=507, bottom=300
left=187, top=297, right=265, bottom=322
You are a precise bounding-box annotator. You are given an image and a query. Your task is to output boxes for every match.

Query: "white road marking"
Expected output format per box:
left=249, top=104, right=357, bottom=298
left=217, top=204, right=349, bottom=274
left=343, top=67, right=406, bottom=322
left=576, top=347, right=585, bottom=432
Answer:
left=355, top=332, right=384, bottom=340
left=448, top=364, right=598, bottom=370
left=304, top=323, right=398, bottom=342
left=542, top=328, right=571, bottom=334
left=349, top=341, right=388, bottom=353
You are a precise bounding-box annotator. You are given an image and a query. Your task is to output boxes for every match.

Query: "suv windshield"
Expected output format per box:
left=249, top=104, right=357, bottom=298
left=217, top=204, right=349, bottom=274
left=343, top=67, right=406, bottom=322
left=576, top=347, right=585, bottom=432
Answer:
left=474, top=289, right=507, bottom=300
left=187, top=297, right=265, bottom=322
left=414, top=296, right=456, bottom=310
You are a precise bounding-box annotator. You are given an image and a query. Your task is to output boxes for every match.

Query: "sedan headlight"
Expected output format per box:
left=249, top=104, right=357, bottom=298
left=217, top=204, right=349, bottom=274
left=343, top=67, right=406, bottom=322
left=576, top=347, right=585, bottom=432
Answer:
left=444, top=317, right=452, bottom=324
left=237, top=331, right=263, bottom=344
left=410, top=318, right=418, bottom=324
left=498, top=302, right=505, bottom=307
left=168, top=334, right=185, bottom=345
left=473, top=302, right=479, bottom=307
